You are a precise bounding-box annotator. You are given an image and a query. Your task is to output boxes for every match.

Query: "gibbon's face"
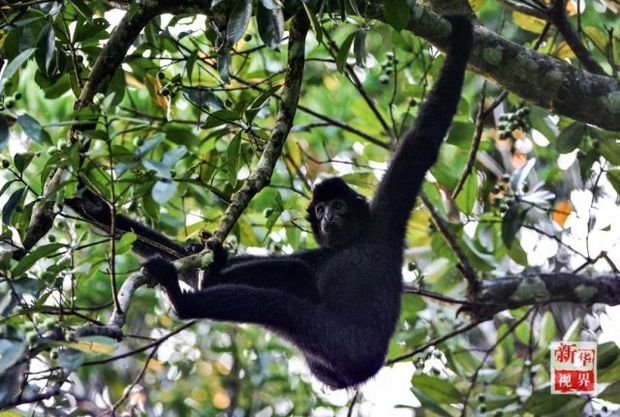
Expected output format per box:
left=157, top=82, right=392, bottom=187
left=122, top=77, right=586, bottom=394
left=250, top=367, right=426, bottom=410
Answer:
left=307, top=177, right=370, bottom=248
left=314, top=198, right=348, bottom=236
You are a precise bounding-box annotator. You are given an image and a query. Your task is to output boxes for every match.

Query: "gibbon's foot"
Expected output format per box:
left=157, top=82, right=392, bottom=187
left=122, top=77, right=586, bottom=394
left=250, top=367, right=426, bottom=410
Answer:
left=142, top=255, right=179, bottom=290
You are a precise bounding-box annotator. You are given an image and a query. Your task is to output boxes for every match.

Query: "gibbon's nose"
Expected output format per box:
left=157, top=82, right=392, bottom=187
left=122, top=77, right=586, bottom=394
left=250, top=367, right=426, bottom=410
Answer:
left=324, top=208, right=334, bottom=221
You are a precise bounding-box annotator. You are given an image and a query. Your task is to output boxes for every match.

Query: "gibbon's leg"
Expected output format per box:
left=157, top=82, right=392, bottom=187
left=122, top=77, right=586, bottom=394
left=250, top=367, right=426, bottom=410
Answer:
left=146, top=256, right=320, bottom=330
left=145, top=257, right=366, bottom=361
left=307, top=359, right=349, bottom=389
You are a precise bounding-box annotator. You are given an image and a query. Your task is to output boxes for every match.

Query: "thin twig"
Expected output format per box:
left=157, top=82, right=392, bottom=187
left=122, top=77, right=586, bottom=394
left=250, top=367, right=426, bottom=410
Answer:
left=386, top=319, right=485, bottom=365
left=451, top=84, right=488, bottom=199
left=110, top=345, right=159, bottom=414
left=347, top=390, right=360, bottom=417
left=459, top=307, right=535, bottom=417
left=420, top=194, right=479, bottom=292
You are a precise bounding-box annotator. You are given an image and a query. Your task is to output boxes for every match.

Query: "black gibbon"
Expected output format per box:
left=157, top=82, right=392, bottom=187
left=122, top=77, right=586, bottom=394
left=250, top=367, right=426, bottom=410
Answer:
left=140, top=15, right=474, bottom=389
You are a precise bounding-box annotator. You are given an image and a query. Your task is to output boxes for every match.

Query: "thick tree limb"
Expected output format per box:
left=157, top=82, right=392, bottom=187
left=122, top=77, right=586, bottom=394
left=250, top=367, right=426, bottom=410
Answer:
left=474, top=273, right=620, bottom=318
left=100, top=1, right=619, bottom=131
left=357, top=2, right=620, bottom=131
left=210, top=13, right=310, bottom=243
left=75, top=272, right=150, bottom=339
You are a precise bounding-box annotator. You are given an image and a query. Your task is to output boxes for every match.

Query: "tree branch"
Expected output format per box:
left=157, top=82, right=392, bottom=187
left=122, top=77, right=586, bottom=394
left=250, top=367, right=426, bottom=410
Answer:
left=357, top=2, right=620, bottom=131
left=474, top=273, right=620, bottom=318
left=210, top=12, right=309, bottom=243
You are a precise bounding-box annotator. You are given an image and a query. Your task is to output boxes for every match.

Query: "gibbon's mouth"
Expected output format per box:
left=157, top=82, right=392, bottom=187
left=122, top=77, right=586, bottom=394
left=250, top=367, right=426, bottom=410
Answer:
left=321, top=221, right=340, bottom=234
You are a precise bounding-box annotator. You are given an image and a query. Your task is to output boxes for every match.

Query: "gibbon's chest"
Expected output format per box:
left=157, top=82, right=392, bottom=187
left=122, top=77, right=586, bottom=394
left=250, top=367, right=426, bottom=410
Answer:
left=315, top=244, right=402, bottom=295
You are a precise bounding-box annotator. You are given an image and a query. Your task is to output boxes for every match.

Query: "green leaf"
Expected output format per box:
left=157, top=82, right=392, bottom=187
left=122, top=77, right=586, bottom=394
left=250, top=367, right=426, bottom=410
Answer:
left=227, top=0, right=253, bottom=45
left=353, top=29, right=368, bottom=67
left=186, top=49, right=198, bottom=81
left=524, top=388, right=585, bottom=415
left=607, top=169, right=620, bottom=195
left=0, top=48, right=36, bottom=95
left=205, top=109, right=239, bottom=129
left=528, top=106, right=559, bottom=140
left=162, top=146, right=187, bottom=167
left=217, top=47, right=231, bottom=83
left=411, top=374, right=461, bottom=404
left=256, top=2, right=284, bottom=49
left=555, top=122, right=586, bottom=153
left=454, top=169, right=477, bottom=214
left=17, top=114, right=50, bottom=144
left=336, top=31, right=356, bottom=73
left=105, top=69, right=125, bottom=106
left=538, top=311, right=558, bottom=346
left=383, top=0, right=410, bottom=31
left=116, top=232, right=137, bottom=254
left=152, top=179, right=177, bottom=204
left=598, top=341, right=619, bottom=369
left=0, top=410, right=23, bottom=417
left=246, top=84, right=282, bottom=123
left=12, top=243, right=64, bottom=277
left=0, top=340, right=26, bottom=373
left=58, top=348, right=84, bottom=371
left=143, top=192, right=160, bottom=220
left=2, top=188, right=25, bottom=225
left=501, top=203, right=526, bottom=247
left=506, top=240, right=528, bottom=266
left=35, top=24, right=55, bottom=75
left=0, top=116, right=8, bottom=150
left=599, top=137, right=620, bottom=165
left=70, top=0, right=94, bottom=22
left=410, top=379, right=455, bottom=417
left=73, top=18, right=109, bottom=43
left=600, top=381, right=620, bottom=403
left=227, top=132, right=242, bottom=186
left=183, top=88, right=224, bottom=111
left=302, top=1, right=323, bottom=43
left=598, top=342, right=620, bottom=383
left=13, top=152, right=34, bottom=173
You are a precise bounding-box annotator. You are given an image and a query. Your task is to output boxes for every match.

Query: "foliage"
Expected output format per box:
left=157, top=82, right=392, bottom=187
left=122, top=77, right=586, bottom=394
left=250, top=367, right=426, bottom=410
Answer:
left=0, top=0, right=619, bottom=416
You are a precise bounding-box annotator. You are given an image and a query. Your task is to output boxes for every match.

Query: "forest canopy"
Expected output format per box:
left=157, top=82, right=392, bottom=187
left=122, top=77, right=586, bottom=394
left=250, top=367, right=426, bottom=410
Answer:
left=1, top=0, right=620, bottom=416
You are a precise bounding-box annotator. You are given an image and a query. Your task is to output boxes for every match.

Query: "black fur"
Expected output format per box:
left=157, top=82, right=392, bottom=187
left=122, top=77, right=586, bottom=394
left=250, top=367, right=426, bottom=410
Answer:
left=135, top=16, right=472, bottom=389
left=143, top=15, right=473, bottom=389
left=66, top=189, right=200, bottom=260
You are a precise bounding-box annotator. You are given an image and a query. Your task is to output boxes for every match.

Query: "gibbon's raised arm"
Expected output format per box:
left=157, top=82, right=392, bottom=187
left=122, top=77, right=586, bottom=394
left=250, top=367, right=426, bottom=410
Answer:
left=370, top=16, right=474, bottom=242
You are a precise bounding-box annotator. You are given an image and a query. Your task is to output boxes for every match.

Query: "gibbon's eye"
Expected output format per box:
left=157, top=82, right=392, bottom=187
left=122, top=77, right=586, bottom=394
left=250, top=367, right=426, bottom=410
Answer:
left=315, top=203, right=325, bottom=218
left=332, top=199, right=347, bottom=213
